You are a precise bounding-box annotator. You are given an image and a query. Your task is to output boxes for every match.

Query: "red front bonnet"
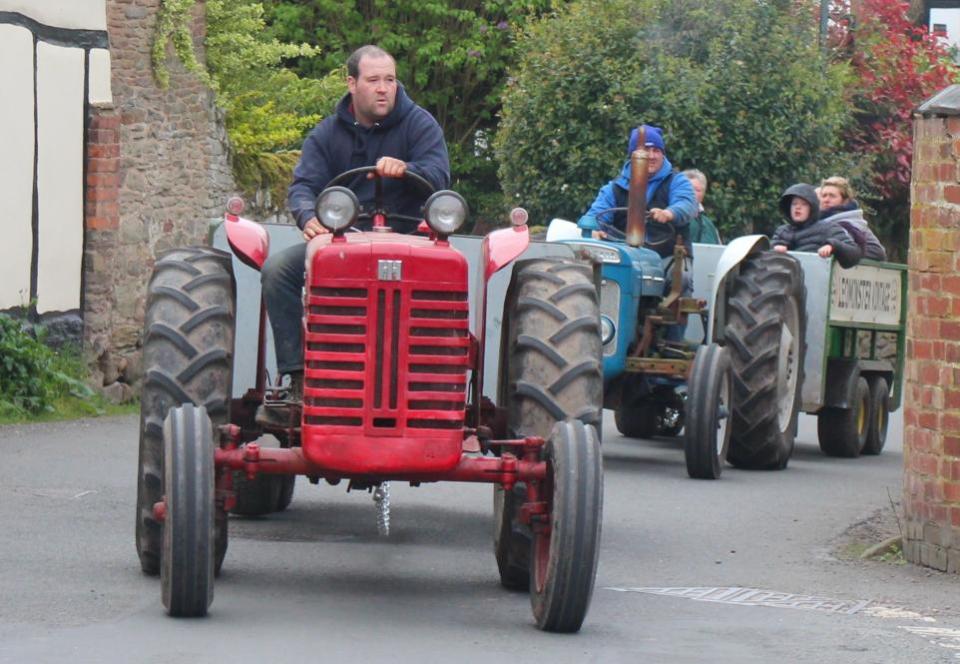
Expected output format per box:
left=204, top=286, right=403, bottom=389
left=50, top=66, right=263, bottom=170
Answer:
left=300, top=233, right=471, bottom=477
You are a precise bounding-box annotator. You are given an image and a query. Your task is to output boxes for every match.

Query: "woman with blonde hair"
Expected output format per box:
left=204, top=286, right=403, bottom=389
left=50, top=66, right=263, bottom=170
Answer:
left=818, top=176, right=886, bottom=260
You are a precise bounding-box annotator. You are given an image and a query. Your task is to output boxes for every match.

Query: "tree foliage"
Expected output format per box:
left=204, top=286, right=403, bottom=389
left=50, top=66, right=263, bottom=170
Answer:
left=154, top=0, right=344, bottom=216
left=262, top=0, right=560, bottom=226
left=495, top=0, right=858, bottom=236
left=827, top=0, right=958, bottom=259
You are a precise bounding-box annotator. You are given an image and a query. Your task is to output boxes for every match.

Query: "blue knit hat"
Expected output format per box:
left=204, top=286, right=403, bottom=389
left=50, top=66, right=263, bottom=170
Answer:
left=627, top=124, right=666, bottom=155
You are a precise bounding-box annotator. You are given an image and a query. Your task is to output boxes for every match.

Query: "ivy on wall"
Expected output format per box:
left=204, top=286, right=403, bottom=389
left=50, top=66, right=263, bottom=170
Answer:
left=152, top=0, right=342, bottom=217
left=152, top=0, right=209, bottom=89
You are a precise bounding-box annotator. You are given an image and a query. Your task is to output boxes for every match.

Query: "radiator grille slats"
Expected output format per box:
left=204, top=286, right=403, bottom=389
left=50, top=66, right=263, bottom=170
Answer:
left=303, top=281, right=469, bottom=432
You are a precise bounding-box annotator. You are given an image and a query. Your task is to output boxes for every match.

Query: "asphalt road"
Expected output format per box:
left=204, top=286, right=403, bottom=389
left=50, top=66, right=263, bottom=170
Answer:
left=2, top=408, right=960, bottom=663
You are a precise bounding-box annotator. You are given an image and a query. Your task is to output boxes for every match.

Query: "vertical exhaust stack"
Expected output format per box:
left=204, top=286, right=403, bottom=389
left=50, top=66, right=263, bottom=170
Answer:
left=625, top=125, right=649, bottom=248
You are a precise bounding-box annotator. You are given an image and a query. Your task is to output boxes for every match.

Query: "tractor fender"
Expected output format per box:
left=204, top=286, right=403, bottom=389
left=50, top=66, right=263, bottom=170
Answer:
left=482, top=224, right=530, bottom=281
left=706, top=234, right=769, bottom=342
left=224, top=213, right=270, bottom=271
left=472, top=224, right=531, bottom=408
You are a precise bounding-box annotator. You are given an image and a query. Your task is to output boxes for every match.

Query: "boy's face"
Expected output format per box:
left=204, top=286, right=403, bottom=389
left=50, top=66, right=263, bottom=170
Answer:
left=790, top=197, right=811, bottom=223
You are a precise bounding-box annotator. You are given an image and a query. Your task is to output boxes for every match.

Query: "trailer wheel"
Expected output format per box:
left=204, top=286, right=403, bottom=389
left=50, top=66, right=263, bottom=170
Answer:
left=864, top=377, right=890, bottom=455
left=685, top=344, right=732, bottom=479
left=495, top=257, right=603, bottom=591
left=818, top=377, right=870, bottom=458
left=137, top=247, right=234, bottom=576
left=161, top=404, right=215, bottom=617
left=614, top=398, right=659, bottom=439
left=725, top=252, right=805, bottom=470
left=531, top=420, right=603, bottom=633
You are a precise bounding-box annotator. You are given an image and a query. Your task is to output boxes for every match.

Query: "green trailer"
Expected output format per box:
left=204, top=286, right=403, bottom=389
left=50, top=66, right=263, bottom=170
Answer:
left=694, top=239, right=906, bottom=458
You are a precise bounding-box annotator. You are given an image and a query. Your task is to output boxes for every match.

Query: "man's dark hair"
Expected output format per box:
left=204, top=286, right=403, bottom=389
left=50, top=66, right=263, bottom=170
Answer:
left=347, top=45, right=393, bottom=78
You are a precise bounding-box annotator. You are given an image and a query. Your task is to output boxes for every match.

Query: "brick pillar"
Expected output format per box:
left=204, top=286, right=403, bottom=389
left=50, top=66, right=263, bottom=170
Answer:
left=903, top=86, right=960, bottom=572
left=83, top=106, right=123, bottom=389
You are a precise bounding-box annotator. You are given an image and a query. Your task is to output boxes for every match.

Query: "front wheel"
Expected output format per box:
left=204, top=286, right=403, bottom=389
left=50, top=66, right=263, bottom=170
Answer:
left=530, top=420, right=603, bottom=633
left=684, top=344, right=732, bottom=479
left=161, top=404, right=215, bottom=617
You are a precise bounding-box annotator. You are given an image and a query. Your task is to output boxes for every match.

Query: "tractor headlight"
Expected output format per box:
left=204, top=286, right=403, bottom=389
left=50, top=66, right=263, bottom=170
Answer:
left=423, top=191, right=468, bottom=235
left=567, top=242, right=622, bottom=264
left=315, top=186, right=359, bottom=232
left=600, top=315, right=616, bottom=346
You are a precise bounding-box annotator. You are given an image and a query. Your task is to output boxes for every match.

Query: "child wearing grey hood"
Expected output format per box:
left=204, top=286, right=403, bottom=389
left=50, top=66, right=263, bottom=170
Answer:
left=771, top=183, right=862, bottom=268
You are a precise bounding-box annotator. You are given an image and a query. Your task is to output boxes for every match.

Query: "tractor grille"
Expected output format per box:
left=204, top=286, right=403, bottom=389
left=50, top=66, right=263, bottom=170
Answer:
left=304, top=285, right=469, bottom=432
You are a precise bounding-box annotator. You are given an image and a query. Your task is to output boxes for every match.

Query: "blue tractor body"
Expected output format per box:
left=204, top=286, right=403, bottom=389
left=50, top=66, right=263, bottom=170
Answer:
left=554, top=236, right=666, bottom=385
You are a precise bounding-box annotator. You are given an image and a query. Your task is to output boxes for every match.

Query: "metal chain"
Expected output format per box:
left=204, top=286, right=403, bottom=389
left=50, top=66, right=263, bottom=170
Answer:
left=373, top=482, right=390, bottom=537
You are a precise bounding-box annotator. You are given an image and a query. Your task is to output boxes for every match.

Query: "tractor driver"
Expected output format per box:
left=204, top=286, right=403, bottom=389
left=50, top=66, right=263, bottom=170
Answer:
left=578, top=124, right=697, bottom=340
left=258, top=44, right=451, bottom=426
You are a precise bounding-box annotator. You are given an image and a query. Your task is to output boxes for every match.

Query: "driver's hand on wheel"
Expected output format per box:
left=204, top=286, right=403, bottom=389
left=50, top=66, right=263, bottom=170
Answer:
left=303, top=218, right=329, bottom=241
left=591, top=230, right=607, bottom=240
left=649, top=208, right=675, bottom=224
left=773, top=244, right=788, bottom=254
left=372, top=157, right=407, bottom=179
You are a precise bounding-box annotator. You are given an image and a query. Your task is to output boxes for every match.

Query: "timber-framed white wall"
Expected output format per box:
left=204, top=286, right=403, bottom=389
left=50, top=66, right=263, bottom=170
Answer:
left=0, top=2, right=112, bottom=318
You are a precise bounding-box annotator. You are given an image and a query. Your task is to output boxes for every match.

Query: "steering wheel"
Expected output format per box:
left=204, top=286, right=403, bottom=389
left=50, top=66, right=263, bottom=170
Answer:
left=324, top=165, right=435, bottom=226
left=591, top=207, right=677, bottom=251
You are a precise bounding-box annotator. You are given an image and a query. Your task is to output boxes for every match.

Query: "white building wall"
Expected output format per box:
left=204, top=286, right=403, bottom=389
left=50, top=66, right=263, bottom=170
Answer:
left=36, top=42, right=86, bottom=314
left=2, top=0, right=107, bottom=31
left=0, top=1, right=111, bottom=315
left=0, top=24, right=36, bottom=311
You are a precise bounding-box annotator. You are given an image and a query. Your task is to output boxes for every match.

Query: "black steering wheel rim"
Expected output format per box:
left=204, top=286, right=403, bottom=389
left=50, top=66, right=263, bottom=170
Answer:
left=322, top=166, right=435, bottom=226
left=593, top=207, right=676, bottom=249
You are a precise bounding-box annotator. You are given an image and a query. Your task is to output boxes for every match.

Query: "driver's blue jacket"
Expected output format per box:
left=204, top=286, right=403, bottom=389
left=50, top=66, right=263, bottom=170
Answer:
left=287, top=84, right=450, bottom=232
left=577, top=156, right=697, bottom=239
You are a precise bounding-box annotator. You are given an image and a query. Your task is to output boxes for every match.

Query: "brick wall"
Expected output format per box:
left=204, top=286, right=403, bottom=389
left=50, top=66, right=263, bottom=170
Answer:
left=903, top=104, right=960, bottom=571
left=83, top=0, right=234, bottom=394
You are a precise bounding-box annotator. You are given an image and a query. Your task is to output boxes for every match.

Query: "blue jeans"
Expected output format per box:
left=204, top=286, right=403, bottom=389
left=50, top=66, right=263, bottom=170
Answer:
left=261, top=242, right=307, bottom=375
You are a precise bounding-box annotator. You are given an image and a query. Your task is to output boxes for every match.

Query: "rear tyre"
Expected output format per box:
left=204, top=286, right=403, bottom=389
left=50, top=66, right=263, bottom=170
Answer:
left=531, top=421, right=603, bottom=633
left=493, top=484, right=530, bottom=590
left=161, top=404, right=215, bottom=617
left=614, top=398, right=659, bottom=439
left=725, top=252, right=805, bottom=470
left=864, top=377, right=890, bottom=456
left=818, top=376, right=870, bottom=458
left=231, top=473, right=282, bottom=516
left=684, top=344, right=732, bottom=479
left=137, top=247, right=234, bottom=575
left=276, top=476, right=296, bottom=512
left=495, top=258, right=603, bottom=591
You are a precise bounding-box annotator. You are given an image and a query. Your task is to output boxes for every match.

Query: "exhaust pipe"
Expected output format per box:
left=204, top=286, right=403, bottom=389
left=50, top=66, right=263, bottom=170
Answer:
left=625, top=125, right=649, bottom=248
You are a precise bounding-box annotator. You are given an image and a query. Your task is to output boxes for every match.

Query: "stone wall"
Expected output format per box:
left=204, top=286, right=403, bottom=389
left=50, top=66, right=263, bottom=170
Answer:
left=902, top=94, right=960, bottom=571
left=84, top=0, right=234, bottom=392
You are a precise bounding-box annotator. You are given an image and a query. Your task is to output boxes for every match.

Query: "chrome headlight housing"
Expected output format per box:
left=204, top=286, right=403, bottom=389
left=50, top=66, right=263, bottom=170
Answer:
left=423, top=191, right=468, bottom=235
left=566, top=242, right=622, bottom=264
left=315, top=186, right=359, bottom=232
left=600, top=315, right=616, bottom=346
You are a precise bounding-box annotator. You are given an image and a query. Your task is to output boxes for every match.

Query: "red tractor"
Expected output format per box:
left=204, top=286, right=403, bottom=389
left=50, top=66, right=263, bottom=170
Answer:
left=135, top=167, right=604, bottom=632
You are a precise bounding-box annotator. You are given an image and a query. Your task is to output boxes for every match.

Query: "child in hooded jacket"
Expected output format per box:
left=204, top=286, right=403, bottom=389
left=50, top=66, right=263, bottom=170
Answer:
left=771, top=183, right=862, bottom=268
